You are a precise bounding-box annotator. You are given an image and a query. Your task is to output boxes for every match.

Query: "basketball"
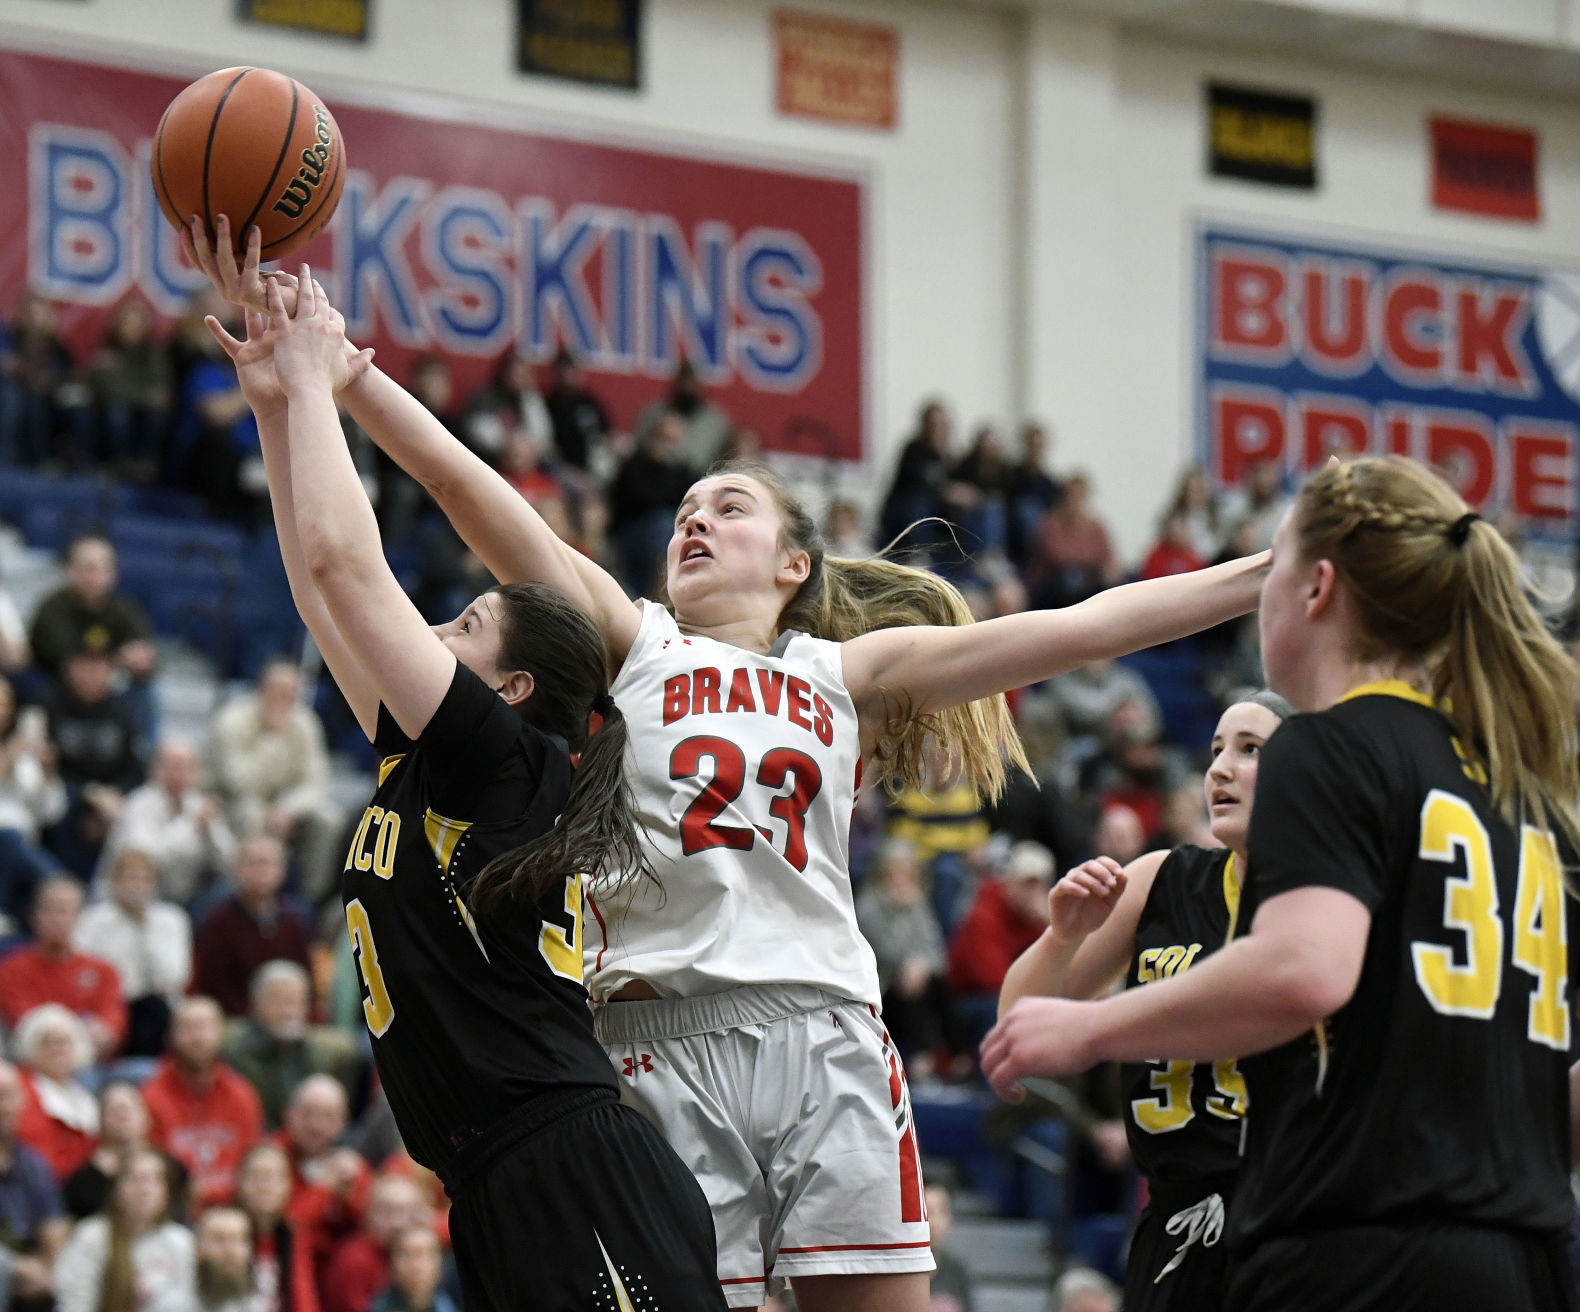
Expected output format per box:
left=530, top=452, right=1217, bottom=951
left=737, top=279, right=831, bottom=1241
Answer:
left=151, top=66, right=346, bottom=262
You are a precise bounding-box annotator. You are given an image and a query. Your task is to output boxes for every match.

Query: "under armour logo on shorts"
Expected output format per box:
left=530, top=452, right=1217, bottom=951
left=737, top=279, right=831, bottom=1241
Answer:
left=622, top=1053, right=655, bottom=1076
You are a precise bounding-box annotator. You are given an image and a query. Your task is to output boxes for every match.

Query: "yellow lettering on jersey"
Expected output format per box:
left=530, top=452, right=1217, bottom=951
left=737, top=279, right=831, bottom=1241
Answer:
left=1412, top=790, right=1502, bottom=1019
left=538, top=874, right=585, bottom=984
left=377, top=753, right=406, bottom=787
left=346, top=898, right=394, bottom=1036
left=1513, top=826, right=1570, bottom=1049
left=344, top=807, right=374, bottom=873
left=1132, top=1057, right=1250, bottom=1134
left=371, top=811, right=399, bottom=880
left=1206, top=1058, right=1248, bottom=1120
left=1132, top=1060, right=1195, bottom=1133
left=1136, top=944, right=1203, bottom=985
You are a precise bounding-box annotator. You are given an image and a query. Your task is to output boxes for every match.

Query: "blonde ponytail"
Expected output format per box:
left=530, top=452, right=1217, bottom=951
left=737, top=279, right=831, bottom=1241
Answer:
left=714, top=460, right=1030, bottom=800
left=1294, top=457, right=1580, bottom=853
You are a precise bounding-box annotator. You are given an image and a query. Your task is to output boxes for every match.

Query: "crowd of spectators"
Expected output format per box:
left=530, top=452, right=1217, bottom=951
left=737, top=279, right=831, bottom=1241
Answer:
left=3, top=284, right=1566, bottom=1307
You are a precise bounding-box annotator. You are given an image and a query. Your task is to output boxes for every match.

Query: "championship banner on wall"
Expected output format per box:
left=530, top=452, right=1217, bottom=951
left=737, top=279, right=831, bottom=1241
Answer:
left=1199, top=222, right=1580, bottom=541
left=1, top=46, right=866, bottom=459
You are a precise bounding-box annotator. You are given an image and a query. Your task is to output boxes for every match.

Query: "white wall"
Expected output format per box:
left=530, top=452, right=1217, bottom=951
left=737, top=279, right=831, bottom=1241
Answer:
left=4, top=0, right=1579, bottom=556
left=0, top=0, right=1019, bottom=490
left=1023, top=10, right=1580, bottom=555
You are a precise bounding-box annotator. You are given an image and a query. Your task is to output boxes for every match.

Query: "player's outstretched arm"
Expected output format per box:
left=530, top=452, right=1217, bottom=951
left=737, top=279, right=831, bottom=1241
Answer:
left=265, top=272, right=466, bottom=742
left=843, top=550, right=1268, bottom=723
left=204, top=305, right=381, bottom=739
left=998, top=851, right=1164, bottom=1019
left=981, top=883, right=1369, bottom=1099
left=183, top=216, right=640, bottom=671
left=339, top=362, right=640, bottom=666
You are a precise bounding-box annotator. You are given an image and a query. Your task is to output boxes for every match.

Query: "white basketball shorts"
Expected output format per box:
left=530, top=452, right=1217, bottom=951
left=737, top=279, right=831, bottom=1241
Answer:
left=594, top=984, right=933, bottom=1306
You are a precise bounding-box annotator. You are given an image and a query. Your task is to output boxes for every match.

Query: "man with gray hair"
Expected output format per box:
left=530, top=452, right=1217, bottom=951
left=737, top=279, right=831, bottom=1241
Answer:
left=221, top=961, right=359, bottom=1127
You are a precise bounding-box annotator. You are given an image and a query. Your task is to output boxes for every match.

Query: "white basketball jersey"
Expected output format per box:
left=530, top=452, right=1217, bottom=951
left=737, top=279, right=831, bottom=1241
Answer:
left=586, top=600, right=880, bottom=1006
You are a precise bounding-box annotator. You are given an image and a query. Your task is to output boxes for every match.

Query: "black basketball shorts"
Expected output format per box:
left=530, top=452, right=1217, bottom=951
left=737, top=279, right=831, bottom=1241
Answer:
left=447, top=1093, right=728, bottom=1311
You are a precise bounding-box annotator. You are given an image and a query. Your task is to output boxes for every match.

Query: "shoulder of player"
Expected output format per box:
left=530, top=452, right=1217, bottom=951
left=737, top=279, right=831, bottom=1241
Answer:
left=1262, top=702, right=1393, bottom=775
left=1140, top=844, right=1225, bottom=907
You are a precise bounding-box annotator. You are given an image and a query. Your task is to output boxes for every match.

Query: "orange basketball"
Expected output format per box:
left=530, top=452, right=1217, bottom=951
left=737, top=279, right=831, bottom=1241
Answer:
left=152, top=67, right=346, bottom=262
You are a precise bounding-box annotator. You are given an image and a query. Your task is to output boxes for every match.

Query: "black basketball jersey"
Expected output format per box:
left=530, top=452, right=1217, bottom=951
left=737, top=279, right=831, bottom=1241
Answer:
left=1122, top=844, right=1247, bottom=1185
left=1231, top=682, right=1578, bottom=1249
left=342, top=664, right=617, bottom=1180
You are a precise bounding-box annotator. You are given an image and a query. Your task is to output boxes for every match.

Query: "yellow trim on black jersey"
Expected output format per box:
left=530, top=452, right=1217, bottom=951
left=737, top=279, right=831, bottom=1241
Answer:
left=377, top=753, right=406, bottom=787
left=424, top=809, right=472, bottom=874
left=1337, top=679, right=1433, bottom=709
left=1222, top=852, right=1240, bottom=944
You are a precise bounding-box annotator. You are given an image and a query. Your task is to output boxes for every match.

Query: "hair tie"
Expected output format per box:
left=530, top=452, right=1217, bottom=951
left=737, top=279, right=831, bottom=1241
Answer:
left=593, top=692, right=615, bottom=717
left=1449, top=512, right=1480, bottom=547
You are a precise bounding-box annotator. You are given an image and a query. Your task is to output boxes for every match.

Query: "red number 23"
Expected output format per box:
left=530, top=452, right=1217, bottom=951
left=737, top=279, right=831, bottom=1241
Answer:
left=670, top=736, right=823, bottom=871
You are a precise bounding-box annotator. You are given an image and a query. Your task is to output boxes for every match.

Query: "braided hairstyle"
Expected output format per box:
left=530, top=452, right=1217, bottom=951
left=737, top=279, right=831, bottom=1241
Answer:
left=1292, top=456, right=1580, bottom=851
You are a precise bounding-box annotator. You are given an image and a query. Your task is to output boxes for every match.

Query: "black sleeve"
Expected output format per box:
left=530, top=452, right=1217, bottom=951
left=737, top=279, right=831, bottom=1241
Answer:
left=373, top=704, right=413, bottom=760
left=416, top=662, right=545, bottom=799
left=1246, top=712, right=1395, bottom=912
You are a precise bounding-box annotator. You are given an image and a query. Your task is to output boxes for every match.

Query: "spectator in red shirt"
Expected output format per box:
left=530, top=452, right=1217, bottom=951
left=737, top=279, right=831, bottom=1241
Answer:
left=144, top=996, right=265, bottom=1209
left=237, top=1142, right=320, bottom=1312
left=1139, top=509, right=1207, bottom=581
left=0, top=874, right=127, bottom=1057
left=947, top=841, right=1055, bottom=1004
left=13, top=1003, right=99, bottom=1182
left=321, top=1173, right=429, bottom=1312
left=192, top=836, right=312, bottom=1017
left=272, top=1076, right=371, bottom=1287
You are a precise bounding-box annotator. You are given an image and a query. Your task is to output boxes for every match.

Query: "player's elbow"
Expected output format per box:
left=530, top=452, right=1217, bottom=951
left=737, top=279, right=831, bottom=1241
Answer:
left=301, top=532, right=344, bottom=587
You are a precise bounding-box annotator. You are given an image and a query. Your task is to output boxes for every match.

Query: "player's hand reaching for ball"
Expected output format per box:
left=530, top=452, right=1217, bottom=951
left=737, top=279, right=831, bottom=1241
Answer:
left=265, top=267, right=373, bottom=397
left=205, top=301, right=373, bottom=422
left=980, top=996, right=1099, bottom=1102
left=184, top=214, right=298, bottom=315
left=1047, top=857, right=1127, bottom=946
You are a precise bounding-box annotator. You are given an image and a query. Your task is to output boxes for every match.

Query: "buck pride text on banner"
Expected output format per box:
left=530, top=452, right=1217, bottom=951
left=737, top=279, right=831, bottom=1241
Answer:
left=1199, top=222, right=1580, bottom=540
left=4, top=47, right=865, bottom=458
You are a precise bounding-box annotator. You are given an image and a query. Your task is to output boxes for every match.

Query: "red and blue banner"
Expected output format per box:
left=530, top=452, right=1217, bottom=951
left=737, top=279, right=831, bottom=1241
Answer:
left=0, top=46, right=867, bottom=458
left=1199, top=222, right=1579, bottom=541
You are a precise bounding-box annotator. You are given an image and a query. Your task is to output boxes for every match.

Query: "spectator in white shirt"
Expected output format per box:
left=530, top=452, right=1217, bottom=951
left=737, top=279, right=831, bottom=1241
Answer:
left=0, top=677, right=67, bottom=927
left=53, top=1147, right=193, bottom=1312
left=73, top=850, right=192, bottom=1058
left=209, top=662, right=343, bottom=904
left=99, top=739, right=236, bottom=905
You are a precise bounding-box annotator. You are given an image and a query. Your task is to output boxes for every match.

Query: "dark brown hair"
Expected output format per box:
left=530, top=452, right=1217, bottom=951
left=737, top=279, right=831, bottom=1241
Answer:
left=705, top=460, right=1030, bottom=799
left=469, top=582, right=654, bottom=908
left=1293, top=457, right=1580, bottom=851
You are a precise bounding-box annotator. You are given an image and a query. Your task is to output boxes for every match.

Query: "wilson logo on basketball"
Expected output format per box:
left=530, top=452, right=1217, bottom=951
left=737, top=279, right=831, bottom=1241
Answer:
left=273, top=102, right=335, bottom=220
